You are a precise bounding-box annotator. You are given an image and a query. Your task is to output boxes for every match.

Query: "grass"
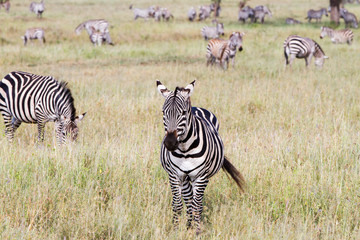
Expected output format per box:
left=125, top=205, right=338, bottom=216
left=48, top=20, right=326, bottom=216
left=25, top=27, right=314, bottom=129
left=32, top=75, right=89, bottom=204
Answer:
left=1, top=0, right=360, bottom=239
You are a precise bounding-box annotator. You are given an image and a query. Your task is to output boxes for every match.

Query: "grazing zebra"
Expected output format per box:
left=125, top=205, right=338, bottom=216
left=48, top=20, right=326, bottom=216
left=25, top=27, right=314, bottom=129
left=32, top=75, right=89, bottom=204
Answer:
left=156, top=80, right=245, bottom=233
left=161, top=8, right=173, bottom=21
left=320, top=26, right=353, bottom=45
left=340, top=8, right=358, bottom=28
left=306, top=8, right=328, bottom=22
left=284, top=35, right=329, bottom=68
left=29, top=0, right=45, bottom=18
left=0, top=71, right=86, bottom=145
left=201, top=22, right=224, bottom=40
left=129, top=5, right=155, bottom=20
left=238, top=6, right=254, bottom=23
left=286, top=18, right=302, bottom=24
left=0, top=0, right=10, bottom=12
left=206, top=32, right=244, bottom=70
left=75, top=19, right=114, bottom=45
left=252, top=5, right=272, bottom=23
left=188, top=7, right=196, bottom=21
left=21, top=28, right=45, bottom=46
left=198, top=4, right=214, bottom=21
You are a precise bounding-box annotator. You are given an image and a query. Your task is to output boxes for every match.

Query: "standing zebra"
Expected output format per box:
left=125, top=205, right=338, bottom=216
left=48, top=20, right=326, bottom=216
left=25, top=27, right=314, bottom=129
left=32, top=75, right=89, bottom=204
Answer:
left=0, top=71, right=86, bottom=145
left=201, top=22, right=224, bottom=40
left=0, top=0, right=10, bottom=12
left=340, top=8, right=358, bottom=28
left=206, top=32, right=244, bottom=70
left=284, top=35, right=329, bottom=68
left=198, top=4, right=214, bottom=21
left=29, top=0, right=45, bottom=18
left=21, top=28, right=46, bottom=46
left=156, top=80, right=245, bottom=233
left=75, top=19, right=114, bottom=45
left=89, top=27, right=106, bottom=46
left=188, top=7, right=196, bottom=21
left=238, top=6, right=254, bottom=23
left=320, top=26, right=353, bottom=45
left=129, top=5, right=155, bottom=20
left=252, top=5, right=272, bottom=23
left=306, top=8, right=328, bottom=22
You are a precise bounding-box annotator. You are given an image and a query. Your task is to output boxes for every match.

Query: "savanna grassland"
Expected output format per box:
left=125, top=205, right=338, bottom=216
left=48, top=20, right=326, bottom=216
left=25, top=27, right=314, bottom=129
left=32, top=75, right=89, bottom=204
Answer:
left=1, top=0, right=360, bottom=239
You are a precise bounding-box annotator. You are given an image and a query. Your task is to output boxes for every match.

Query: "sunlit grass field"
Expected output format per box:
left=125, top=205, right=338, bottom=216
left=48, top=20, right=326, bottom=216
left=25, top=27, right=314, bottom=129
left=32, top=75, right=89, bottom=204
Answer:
left=1, top=0, right=360, bottom=238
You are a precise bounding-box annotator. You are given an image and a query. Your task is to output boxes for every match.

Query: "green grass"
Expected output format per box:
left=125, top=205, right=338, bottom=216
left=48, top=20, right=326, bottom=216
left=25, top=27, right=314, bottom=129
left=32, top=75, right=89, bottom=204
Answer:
left=1, top=0, right=360, bottom=239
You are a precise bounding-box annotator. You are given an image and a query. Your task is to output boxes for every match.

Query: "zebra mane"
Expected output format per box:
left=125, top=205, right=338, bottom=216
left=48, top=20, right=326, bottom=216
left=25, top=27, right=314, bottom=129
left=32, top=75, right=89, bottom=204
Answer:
left=313, top=40, right=325, bottom=57
left=57, top=81, right=76, bottom=121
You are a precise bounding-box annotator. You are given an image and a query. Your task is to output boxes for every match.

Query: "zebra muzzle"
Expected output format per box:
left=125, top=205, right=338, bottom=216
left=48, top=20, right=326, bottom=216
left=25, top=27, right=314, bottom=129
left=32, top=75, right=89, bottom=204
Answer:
left=239, top=46, right=243, bottom=51
left=164, top=131, right=179, bottom=152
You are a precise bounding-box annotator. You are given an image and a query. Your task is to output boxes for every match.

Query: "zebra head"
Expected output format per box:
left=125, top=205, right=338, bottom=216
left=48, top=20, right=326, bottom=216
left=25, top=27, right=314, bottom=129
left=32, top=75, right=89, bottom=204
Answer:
left=60, top=113, right=86, bottom=142
left=229, top=32, right=245, bottom=52
left=319, top=26, right=329, bottom=39
left=216, top=22, right=225, bottom=36
left=321, top=8, right=328, bottom=17
left=157, top=80, right=195, bottom=152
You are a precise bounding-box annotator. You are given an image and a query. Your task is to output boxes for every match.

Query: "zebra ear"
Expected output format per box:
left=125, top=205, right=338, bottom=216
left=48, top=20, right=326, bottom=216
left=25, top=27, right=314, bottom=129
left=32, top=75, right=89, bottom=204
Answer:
left=182, top=80, right=196, bottom=98
left=157, top=80, right=171, bottom=98
left=75, top=112, right=86, bottom=123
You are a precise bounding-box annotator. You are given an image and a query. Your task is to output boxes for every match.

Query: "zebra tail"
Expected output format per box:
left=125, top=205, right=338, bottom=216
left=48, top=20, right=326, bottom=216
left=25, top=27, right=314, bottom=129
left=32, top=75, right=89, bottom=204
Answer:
left=43, top=37, right=46, bottom=43
left=223, top=156, right=245, bottom=193
left=75, top=22, right=85, bottom=35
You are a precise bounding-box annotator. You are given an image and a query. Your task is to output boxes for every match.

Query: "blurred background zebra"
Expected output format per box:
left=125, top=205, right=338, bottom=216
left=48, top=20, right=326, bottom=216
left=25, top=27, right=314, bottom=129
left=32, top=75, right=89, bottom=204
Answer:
left=198, top=4, right=214, bottom=21
left=0, top=0, right=10, bottom=12
left=252, top=5, right=272, bottom=23
left=201, top=22, right=224, bottom=40
left=187, top=7, right=196, bottom=21
left=0, top=71, right=86, bottom=145
left=238, top=6, right=254, bottom=23
left=129, top=5, right=155, bottom=21
left=340, top=8, right=358, bottom=28
left=284, top=35, right=329, bottom=68
left=29, top=0, right=45, bottom=18
left=306, top=8, right=328, bottom=22
left=89, top=27, right=106, bottom=46
left=286, top=17, right=302, bottom=24
left=156, top=80, right=245, bottom=233
left=21, top=28, right=45, bottom=46
left=75, top=19, right=114, bottom=45
left=320, top=26, right=353, bottom=45
left=206, top=32, right=244, bottom=70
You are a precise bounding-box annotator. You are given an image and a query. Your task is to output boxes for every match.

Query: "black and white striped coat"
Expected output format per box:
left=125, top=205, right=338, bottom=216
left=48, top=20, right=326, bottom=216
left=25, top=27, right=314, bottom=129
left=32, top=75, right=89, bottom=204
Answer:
left=206, top=32, right=244, bottom=69
left=198, top=4, right=214, bottom=21
left=201, top=22, right=224, bottom=40
left=0, top=71, right=86, bottom=145
left=252, top=5, right=272, bottom=23
left=21, top=28, right=45, bottom=46
left=29, top=0, right=45, bottom=18
left=340, top=8, right=358, bottom=28
left=157, top=80, right=244, bottom=232
left=306, top=8, right=328, bottom=22
left=320, top=26, right=353, bottom=45
left=75, top=19, right=113, bottom=45
left=284, top=35, right=329, bottom=68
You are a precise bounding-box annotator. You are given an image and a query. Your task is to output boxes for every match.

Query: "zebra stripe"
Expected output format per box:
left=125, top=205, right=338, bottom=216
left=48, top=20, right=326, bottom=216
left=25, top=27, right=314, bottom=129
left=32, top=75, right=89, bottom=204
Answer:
left=29, top=0, right=45, bottom=18
left=75, top=19, right=114, bottom=45
left=0, top=71, right=86, bottom=145
left=157, top=80, right=245, bottom=232
left=206, top=32, right=244, bottom=69
left=284, top=35, right=329, bottom=68
left=306, top=8, right=328, bottom=23
left=201, top=22, right=224, bottom=40
left=22, top=28, right=45, bottom=46
left=320, top=26, right=353, bottom=45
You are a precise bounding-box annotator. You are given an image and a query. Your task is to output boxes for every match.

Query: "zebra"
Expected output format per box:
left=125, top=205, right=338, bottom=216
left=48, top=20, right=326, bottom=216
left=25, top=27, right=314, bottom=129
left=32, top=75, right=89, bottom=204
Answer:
left=286, top=18, right=302, bottom=24
left=201, top=22, right=224, bottom=40
left=21, top=28, right=45, bottom=46
left=252, top=5, right=272, bottom=23
left=89, top=27, right=107, bottom=46
left=0, top=0, right=10, bottom=12
left=306, top=8, right=328, bottom=23
left=156, top=80, right=245, bottom=233
left=129, top=5, right=155, bottom=20
left=188, top=7, right=196, bottom=21
left=320, top=26, right=353, bottom=45
left=206, top=32, right=244, bottom=70
left=0, top=71, right=86, bottom=145
left=29, top=0, right=45, bottom=18
left=75, top=19, right=114, bottom=45
left=238, top=6, right=254, bottom=23
left=340, top=8, right=358, bottom=28
left=198, top=4, right=214, bottom=21
left=284, top=35, right=329, bottom=68
left=161, top=8, right=173, bottom=21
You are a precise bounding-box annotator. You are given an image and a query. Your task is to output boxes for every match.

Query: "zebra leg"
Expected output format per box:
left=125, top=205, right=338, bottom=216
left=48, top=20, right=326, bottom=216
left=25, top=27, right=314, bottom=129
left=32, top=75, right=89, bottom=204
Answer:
left=1, top=111, right=15, bottom=142
left=55, top=121, right=65, bottom=145
left=169, top=177, right=183, bottom=226
left=192, top=178, right=209, bottom=233
left=181, top=176, right=193, bottom=228
left=306, top=54, right=313, bottom=67
left=37, top=121, right=46, bottom=142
